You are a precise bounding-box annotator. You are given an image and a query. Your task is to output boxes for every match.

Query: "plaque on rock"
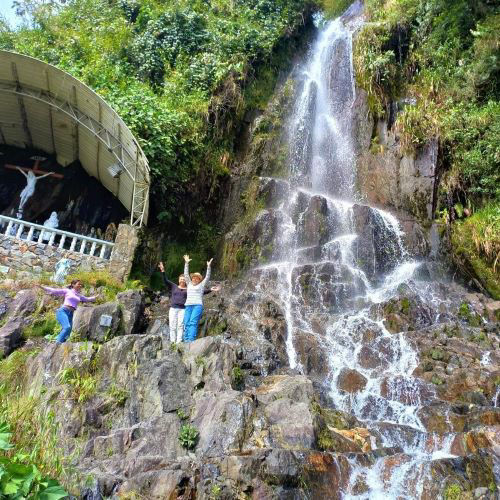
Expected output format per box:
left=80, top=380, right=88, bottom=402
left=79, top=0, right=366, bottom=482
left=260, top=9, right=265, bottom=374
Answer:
left=0, top=265, right=9, bottom=274
left=99, top=314, right=113, bottom=327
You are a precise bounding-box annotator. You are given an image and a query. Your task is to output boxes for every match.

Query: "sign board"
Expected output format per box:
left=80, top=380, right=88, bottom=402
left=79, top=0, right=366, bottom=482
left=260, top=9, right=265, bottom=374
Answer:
left=0, top=265, right=9, bottom=274
left=99, top=314, right=113, bottom=327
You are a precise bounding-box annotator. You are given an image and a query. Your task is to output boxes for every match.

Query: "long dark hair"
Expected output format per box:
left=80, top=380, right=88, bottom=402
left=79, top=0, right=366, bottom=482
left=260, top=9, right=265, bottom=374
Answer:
left=67, top=279, right=81, bottom=289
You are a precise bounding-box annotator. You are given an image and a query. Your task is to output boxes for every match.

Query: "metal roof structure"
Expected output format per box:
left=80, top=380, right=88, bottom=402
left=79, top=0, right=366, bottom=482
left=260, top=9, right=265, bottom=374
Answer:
left=0, top=50, right=150, bottom=226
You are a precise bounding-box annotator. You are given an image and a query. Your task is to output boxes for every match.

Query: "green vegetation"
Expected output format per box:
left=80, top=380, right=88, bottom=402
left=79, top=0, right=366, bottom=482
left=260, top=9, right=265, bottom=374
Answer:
left=178, top=423, right=199, bottom=450
left=0, top=421, right=67, bottom=500
left=176, top=408, right=189, bottom=420
left=231, top=365, right=244, bottom=390
left=107, top=385, right=129, bottom=407
left=443, top=483, right=462, bottom=500
left=451, top=205, right=500, bottom=299
left=58, top=365, right=98, bottom=403
left=320, top=0, right=351, bottom=19
left=356, top=0, right=499, bottom=200
left=66, top=270, right=141, bottom=302
left=0, top=350, right=69, bottom=486
left=355, top=0, right=499, bottom=295
left=0, top=0, right=317, bottom=264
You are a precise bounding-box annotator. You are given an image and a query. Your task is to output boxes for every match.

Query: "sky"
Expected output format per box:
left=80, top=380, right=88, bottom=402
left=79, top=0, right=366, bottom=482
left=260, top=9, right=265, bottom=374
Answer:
left=0, top=0, right=21, bottom=27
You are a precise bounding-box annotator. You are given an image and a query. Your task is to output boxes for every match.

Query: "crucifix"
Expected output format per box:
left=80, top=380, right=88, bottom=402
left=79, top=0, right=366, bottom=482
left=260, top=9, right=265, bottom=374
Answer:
left=3, top=156, right=64, bottom=219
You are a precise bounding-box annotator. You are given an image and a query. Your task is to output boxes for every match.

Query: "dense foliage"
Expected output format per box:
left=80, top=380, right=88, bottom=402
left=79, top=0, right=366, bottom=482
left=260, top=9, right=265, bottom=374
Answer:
left=0, top=349, right=68, bottom=499
left=0, top=0, right=316, bottom=253
left=0, top=420, right=67, bottom=499
left=355, top=0, right=499, bottom=203
left=354, top=0, right=499, bottom=294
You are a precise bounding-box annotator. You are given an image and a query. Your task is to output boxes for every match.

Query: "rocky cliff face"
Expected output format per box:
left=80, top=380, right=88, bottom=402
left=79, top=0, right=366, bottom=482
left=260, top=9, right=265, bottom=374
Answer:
left=0, top=277, right=498, bottom=499
left=1, top=6, right=499, bottom=500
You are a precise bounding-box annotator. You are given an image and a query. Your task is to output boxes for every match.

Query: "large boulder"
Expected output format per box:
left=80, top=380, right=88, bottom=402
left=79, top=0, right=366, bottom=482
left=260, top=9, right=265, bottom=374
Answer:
left=0, top=318, right=23, bottom=357
left=337, top=368, right=368, bottom=393
left=117, top=290, right=145, bottom=335
left=192, top=391, right=255, bottom=458
left=72, top=302, right=122, bottom=342
left=7, top=289, right=37, bottom=318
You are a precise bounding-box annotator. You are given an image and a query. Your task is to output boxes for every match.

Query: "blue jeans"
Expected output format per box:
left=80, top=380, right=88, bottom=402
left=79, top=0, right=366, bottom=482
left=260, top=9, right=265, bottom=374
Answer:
left=56, top=307, right=73, bottom=343
left=183, top=305, right=203, bottom=343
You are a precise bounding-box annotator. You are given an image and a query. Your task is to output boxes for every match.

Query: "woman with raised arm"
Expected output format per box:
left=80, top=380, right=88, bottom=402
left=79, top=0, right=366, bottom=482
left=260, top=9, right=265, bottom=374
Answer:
left=158, top=261, right=219, bottom=343
left=183, top=255, right=219, bottom=343
left=39, top=279, right=96, bottom=343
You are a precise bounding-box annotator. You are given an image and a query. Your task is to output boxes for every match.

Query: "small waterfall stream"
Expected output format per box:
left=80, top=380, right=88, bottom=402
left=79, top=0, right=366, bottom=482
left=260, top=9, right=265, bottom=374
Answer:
left=244, top=2, right=482, bottom=497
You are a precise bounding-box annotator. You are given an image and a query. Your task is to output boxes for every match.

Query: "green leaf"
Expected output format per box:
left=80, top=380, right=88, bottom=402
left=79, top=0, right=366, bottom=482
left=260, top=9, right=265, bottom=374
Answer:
left=0, top=422, right=13, bottom=451
left=38, top=484, right=69, bottom=500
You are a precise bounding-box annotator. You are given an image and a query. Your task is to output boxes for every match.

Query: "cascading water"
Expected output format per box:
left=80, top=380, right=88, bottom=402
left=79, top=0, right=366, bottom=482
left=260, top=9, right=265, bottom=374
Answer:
left=243, top=2, right=495, bottom=497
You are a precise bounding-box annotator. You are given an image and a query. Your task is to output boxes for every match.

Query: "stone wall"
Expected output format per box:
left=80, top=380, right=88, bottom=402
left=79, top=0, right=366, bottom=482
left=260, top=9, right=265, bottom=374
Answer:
left=0, top=223, right=139, bottom=281
left=0, top=237, right=108, bottom=277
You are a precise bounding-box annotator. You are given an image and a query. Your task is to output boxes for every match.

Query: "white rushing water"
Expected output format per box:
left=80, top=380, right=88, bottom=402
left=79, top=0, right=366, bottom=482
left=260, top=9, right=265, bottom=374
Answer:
left=247, top=2, right=464, bottom=497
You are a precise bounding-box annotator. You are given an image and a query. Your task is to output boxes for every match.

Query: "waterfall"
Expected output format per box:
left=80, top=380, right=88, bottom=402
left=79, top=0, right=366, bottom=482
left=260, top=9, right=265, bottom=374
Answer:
left=246, top=2, right=470, bottom=497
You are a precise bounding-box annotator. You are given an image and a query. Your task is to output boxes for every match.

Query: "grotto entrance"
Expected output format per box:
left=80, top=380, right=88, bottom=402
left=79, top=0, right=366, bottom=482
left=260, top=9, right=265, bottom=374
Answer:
left=0, top=145, right=128, bottom=239
left=0, top=50, right=150, bottom=279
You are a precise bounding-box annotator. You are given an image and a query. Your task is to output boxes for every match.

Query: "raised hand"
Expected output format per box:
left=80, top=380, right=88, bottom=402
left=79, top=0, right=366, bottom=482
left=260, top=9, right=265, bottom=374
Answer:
left=210, top=285, right=221, bottom=292
left=184, top=254, right=191, bottom=263
left=158, top=261, right=165, bottom=273
left=207, top=258, right=214, bottom=266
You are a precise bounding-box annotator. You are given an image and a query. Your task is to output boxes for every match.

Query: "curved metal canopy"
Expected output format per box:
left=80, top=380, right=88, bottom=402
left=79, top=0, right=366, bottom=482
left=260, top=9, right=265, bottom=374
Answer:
left=0, top=50, right=150, bottom=226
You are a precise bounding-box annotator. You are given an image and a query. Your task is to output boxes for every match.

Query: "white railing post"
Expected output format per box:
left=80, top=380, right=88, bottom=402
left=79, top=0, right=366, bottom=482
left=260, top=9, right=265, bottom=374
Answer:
left=0, top=215, right=115, bottom=260
left=15, top=224, right=24, bottom=239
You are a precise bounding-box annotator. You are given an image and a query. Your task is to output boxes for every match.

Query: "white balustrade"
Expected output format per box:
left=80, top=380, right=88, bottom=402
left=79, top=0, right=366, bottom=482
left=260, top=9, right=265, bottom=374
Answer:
left=0, top=214, right=114, bottom=260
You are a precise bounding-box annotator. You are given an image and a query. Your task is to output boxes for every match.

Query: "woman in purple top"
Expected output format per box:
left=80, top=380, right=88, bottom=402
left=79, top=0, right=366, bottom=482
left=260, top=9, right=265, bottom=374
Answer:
left=40, top=279, right=96, bottom=343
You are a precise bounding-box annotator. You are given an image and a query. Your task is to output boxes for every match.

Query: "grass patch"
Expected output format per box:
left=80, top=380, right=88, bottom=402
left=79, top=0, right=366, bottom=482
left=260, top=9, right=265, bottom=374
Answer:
left=58, top=365, right=98, bottom=404
left=451, top=204, right=500, bottom=299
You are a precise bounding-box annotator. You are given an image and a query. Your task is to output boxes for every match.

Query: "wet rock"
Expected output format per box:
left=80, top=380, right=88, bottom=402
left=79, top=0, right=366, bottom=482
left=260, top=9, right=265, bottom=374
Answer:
left=294, top=331, right=330, bottom=379
left=337, top=368, right=367, bottom=393
left=257, top=177, right=290, bottom=208
left=380, top=376, right=435, bottom=406
left=295, top=195, right=329, bottom=247
left=378, top=293, right=434, bottom=333
left=72, top=302, right=122, bottom=342
left=117, top=290, right=144, bottom=335
left=351, top=204, right=403, bottom=279
left=292, top=262, right=359, bottom=312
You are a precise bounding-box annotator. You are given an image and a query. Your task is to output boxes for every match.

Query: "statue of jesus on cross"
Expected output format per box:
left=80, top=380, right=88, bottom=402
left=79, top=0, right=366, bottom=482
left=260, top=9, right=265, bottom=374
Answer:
left=4, top=157, right=63, bottom=219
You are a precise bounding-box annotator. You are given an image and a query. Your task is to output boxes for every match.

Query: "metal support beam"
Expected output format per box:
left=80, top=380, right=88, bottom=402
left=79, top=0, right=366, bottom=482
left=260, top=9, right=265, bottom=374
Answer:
left=10, top=63, right=33, bottom=149
left=0, top=80, right=150, bottom=226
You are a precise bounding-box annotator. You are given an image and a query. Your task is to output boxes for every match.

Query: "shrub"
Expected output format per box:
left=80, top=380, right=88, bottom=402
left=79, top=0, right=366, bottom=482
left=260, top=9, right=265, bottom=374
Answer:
left=58, top=366, right=97, bottom=403
left=178, top=424, right=199, bottom=450
left=0, top=420, right=67, bottom=500
left=451, top=204, right=500, bottom=299
left=231, top=366, right=244, bottom=390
